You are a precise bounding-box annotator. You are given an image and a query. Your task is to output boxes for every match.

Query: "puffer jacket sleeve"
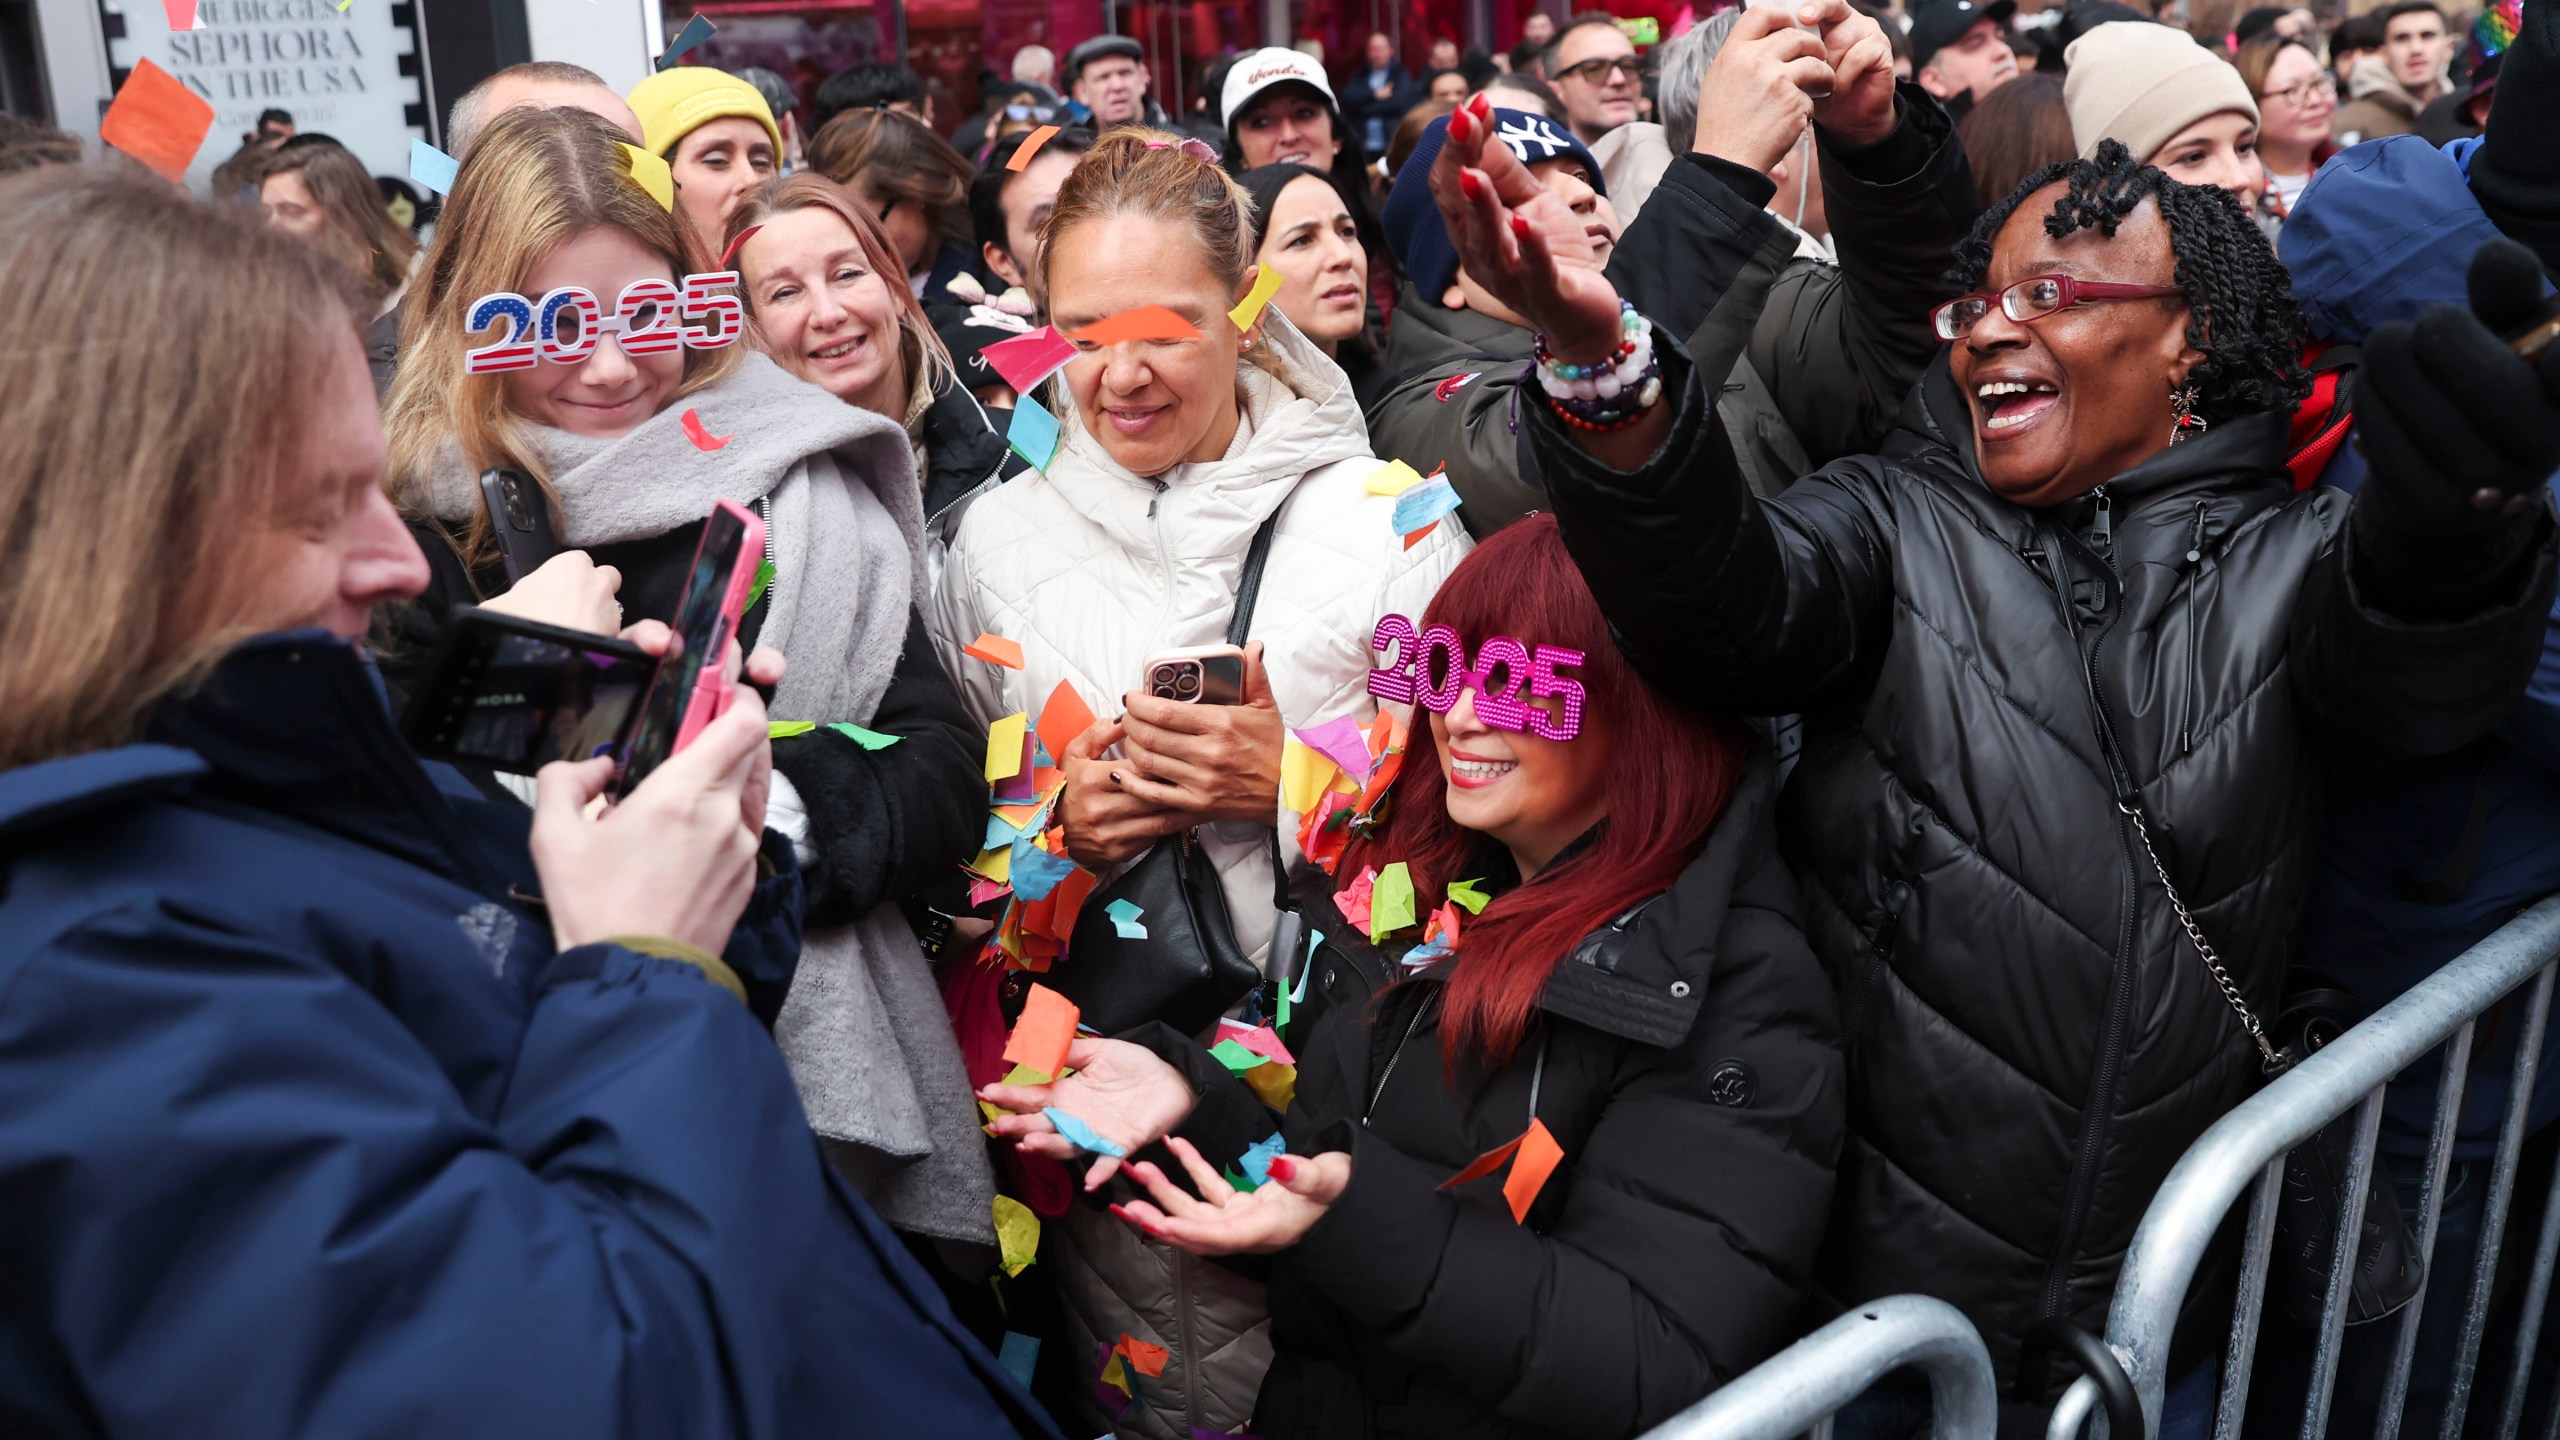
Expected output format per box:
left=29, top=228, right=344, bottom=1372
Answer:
left=0, top=910, right=1048, bottom=1440
left=1529, top=344, right=1901, bottom=717
left=1278, top=847, right=1843, bottom=1436
left=925, top=510, right=1009, bottom=727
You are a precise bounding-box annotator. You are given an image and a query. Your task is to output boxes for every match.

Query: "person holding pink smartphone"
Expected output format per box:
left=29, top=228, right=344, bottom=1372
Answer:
left=380, top=107, right=1005, bottom=1268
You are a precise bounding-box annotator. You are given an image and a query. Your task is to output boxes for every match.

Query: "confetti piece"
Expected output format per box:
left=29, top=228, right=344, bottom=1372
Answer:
left=1099, top=1350, right=1131, bottom=1397
left=1240, top=1133, right=1287, bottom=1189
left=744, top=557, right=774, bottom=612
left=768, top=720, right=816, bottom=738
left=1334, top=865, right=1377, bottom=931
left=1035, top=680, right=1097, bottom=766
left=1279, top=738, right=1341, bottom=815
left=161, top=0, right=199, bottom=25
left=1209, top=1038, right=1267, bottom=1072
left=336, top=0, right=352, bottom=10
left=1446, top=878, right=1491, bottom=914
left=618, top=143, right=675, bottom=211
left=408, top=137, right=459, bottom=195
left=985, top=713, right=1028, bottom=782
left=1392, top=476, right=1464, bottom=537
left=1006, top=394, right=1062, bottom=469
left=1243, top=1059, right=1297, bottom=1110
left=1106, top=897, right=1147, bottom=938
left=964, top=632, right=1026, bottom=669
left=992, top=731, right=1040, bottom=801
left=1364, top=459, right=1426, bottom=496
left=968, top=876, right=1012, bottom=906
left=828, top=721, right=900, bottom=749
left=1370, top=861, right=1417, bottom=941
left=1004, top=982, right=1079, bottom=1081
left=1044, top=1107, right=1125, bottom=1157
left=994, top=1195, right=1040, bottom=1277
left=1114, top=1334, right=1170, bottom=1379
left=1067, top=305, right=1202, bottom=346
left=1012, top=843, right=1078, bottom=902
left=1228, top=263, right=1284, bottom=330
left=1295, top=716, right=1375, bottom=782
left=1234, top=1025, right=1294, bottom=1065
left=1007, top=123, right=1063, bottom=171
left=681, top=407, right=733, bottom=451
left=656, top=11, right=717, bottom=69
left=99, top=59, right=213, bottom=185
left=1438, top=1117, right=1566, bottom=1223
left=1618, top=15, right=1660, bottom=42
left=999, top=1331, right=1040, bottom=1387
left=980, top=324, right=1078, bottom=393
left=985, top=812, right=1028, bottom=849
left=1279, top=928, right=1318, bottom=1031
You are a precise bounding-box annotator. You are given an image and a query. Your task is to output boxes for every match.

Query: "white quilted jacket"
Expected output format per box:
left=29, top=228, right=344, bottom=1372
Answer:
left=928, top=314, right=1470, bottom=970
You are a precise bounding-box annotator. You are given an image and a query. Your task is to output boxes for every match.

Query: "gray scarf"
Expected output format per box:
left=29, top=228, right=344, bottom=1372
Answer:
left=424, top=353, right=998, bottom=1250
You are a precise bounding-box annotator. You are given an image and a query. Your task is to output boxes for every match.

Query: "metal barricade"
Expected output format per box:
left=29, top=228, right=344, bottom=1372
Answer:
left=1638, top=1295, right=1998, bottom=1440
left=2045, top=894, right=2560, bottom=1440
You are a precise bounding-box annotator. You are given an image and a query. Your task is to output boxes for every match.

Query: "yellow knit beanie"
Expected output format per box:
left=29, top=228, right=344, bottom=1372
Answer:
left=627, top=67, right=783, bottom=159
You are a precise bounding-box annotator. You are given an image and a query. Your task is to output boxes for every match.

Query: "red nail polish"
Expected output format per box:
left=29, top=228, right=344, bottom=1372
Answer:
left=1459, top=169, right=1482, bottom=201
left=1110, top=1203, right=1136, bottom=1223
left=1449, top=107, right=1469, bottom=141
left=1266, top=1155, right=1297, bottom=1181
left=1511, top=215, right=1533, bottom=239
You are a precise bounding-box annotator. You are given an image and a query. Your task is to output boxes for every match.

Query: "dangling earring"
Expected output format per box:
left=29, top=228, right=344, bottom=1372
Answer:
left=2169, top=383, right=2207, bottom=444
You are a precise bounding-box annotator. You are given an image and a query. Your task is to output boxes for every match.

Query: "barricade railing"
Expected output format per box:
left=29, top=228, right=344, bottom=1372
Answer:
left=2044, top=893, right=2560, bottom=1440
left=1637, top=1294, right=1998, bottom=1440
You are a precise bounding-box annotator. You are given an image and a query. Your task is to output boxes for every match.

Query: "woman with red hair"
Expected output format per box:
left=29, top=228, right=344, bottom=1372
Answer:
left=979, top=516, right=1844, bottom=1439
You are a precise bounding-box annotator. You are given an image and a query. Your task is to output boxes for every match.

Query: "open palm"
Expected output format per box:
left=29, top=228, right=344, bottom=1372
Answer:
left=1427, top=93, right=1626, bottom=363
left=979, top=1037, right=1195, bottom=1190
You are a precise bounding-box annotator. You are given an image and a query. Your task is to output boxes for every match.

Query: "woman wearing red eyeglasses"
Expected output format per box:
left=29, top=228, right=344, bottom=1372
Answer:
left=1431, top=92, right=2560, bottom=1431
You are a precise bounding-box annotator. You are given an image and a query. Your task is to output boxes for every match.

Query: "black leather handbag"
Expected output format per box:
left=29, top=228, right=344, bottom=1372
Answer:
left=1045, top=511, right=1289, bottom=1039
left=2268, top=980, right=2426, bottom=1326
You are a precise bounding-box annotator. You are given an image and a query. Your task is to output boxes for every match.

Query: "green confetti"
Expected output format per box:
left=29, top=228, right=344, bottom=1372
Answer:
left=1445, top=878, right=1491, bottom=914
left=768, top=720, right=817, bottom=738
left=1370, top=861, right=1417, bottom=942
left=745, top=557, right=776, bottom=612
left=828, top=721, right=902, bottom=750
left=1209, top=1038, right=1268, bottom=1073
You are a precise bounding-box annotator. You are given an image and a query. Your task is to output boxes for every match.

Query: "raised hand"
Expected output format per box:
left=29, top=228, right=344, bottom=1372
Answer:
left=1803, top=0, right=1899, bottom=147
left=1111, top=1137, right=1352, bottom=1256
left=1428, top=93, right=1626, bottom=365
left=978, top=1037, right=1197, bottom=1190
left=1690, top=3, right=1828, bottom=175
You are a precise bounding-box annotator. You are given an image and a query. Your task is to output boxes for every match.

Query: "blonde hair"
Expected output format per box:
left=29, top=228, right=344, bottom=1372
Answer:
left=723, top=172, right=955, bottom=410
left=261, top=134, right=418, bottom=301
left=383, top=106, right=740, bottom=576
left=0, top=166, right=366, bottom=769
left=1038, top=129, right=1277, bottom=377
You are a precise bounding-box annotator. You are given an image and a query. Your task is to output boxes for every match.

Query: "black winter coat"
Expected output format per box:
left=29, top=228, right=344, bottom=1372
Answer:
left=1529, top=349, right=2559, bottom=1391
left=1144, top=761, right=1844, bottom=1438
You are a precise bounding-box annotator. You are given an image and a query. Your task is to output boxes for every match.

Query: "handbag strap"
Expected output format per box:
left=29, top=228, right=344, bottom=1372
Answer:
left=2122, top=801, right=2284, bottom=1073
left=1227, top=507, right=1284, bottom=647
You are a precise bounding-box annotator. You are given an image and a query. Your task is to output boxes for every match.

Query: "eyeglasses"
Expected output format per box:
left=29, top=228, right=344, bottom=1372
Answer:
left=1555, top=54, right=1644, bottom=84
left=1931, top=273, right=2183, bottom=340
left=2258, top=74, right=2338, bottom=107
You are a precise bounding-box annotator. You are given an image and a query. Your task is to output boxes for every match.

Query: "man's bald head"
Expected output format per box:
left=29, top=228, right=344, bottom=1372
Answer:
left=448, top=62, right=642, bottom=155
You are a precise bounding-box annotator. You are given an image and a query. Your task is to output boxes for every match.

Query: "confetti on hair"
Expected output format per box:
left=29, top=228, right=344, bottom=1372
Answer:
left=1008, top=123, right=1063, bottom=171
left=617, top=143, right=675, bottom=210
left=716, top=223, right=763, bottom=270
left=99, top=59, right=212, bottom=185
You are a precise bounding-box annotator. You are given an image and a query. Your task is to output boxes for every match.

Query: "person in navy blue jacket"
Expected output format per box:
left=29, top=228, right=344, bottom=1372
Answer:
left=0, top=167, right=1056, bottom=1439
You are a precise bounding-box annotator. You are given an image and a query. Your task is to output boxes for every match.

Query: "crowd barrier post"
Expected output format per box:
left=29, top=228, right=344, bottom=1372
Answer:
left=2041, top=894, right=2560, bottom=1440
left=1637, top=1294, right=1998, bottom=1440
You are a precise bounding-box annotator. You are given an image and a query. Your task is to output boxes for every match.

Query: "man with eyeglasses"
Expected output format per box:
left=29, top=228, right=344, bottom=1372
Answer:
left=1547, top=15, right=1646, bottom=143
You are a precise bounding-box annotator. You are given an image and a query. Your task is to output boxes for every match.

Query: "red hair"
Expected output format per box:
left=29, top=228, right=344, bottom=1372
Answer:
left=1336, top=515, right=1749, bottom=1071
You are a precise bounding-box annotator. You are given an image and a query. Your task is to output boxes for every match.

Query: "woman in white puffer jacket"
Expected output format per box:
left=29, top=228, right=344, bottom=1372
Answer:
left=926, top=130, right=1467, bottom=1440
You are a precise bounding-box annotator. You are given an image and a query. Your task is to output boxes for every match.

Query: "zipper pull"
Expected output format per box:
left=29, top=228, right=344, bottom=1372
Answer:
left=1147, top=478, right=1165, bottom=519
left=2186, top=502, right=2206, bottom=565
left=2086, top=486, right=2112, bottom=556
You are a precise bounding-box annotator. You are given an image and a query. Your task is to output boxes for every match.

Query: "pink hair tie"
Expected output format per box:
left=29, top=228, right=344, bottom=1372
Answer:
left=1145, top=136, right=1220, bottom=164
left=717, top=224, right=764, bottom=271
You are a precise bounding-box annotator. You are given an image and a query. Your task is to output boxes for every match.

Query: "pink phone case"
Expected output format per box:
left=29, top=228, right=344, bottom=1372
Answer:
left=670, top=499, right=766, bottom=757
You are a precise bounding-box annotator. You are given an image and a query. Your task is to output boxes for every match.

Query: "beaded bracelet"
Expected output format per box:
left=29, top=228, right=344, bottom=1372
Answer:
left=1532, top=300, right=1664, bottom=431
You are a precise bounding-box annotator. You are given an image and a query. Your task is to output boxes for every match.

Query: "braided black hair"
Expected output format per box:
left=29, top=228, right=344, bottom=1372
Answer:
left=1950, top=139, right=2310, bottom=425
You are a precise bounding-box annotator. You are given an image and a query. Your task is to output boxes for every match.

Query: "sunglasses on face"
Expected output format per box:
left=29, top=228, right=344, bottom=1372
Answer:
left=1555, top=54, right=1644, bottom=83
left=1931, top=274, right=2182, bottom=341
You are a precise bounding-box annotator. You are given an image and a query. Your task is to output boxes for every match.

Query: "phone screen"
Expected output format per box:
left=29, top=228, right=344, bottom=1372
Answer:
left=616, top=506, right=751, bottom=791
left=402, top=613, right=653, bottom=774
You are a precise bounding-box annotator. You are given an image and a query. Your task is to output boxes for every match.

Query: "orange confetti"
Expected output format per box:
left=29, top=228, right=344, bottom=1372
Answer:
left=1007, top=123, right=1062, bottom=171
left=1113, top=1333, right=1170, bottom=1378
left=1002, top=982, right=1078, bottom=1082
left=1067, top=305, right=1203, bottom=346
left=1035, top=679, right=1098, bottom=765
left=1438, top=1118, right=1566, bottom=1224
left=100, top=59, right=213, bottom=185
left=964, top=632, right=1025, bottom=669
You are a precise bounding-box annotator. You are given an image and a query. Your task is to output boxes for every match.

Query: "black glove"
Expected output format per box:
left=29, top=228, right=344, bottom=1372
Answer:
left=2350, top=238, right=2560, bottom=618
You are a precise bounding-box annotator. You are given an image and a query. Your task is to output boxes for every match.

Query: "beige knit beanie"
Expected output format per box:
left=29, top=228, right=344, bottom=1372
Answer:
left=2062, top=21, right=2260, bottom=163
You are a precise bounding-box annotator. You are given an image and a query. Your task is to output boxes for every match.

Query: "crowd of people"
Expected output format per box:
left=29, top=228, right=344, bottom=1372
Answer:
left=2, top=0, right=2559, bottom=1436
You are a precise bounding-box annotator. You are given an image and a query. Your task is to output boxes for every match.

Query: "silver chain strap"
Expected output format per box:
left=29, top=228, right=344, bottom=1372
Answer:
left=2120, top=801, right=2285, bottom=1072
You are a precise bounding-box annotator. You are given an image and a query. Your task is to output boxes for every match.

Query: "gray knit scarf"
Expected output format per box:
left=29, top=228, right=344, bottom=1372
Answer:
left=422, top=352, right=998, bottom=1251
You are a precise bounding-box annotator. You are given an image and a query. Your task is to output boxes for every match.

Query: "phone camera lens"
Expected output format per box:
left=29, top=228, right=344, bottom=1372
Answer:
left=1151, top=664, right=1177, bottom=691
left=1174, top=668, right=1200, bottom=698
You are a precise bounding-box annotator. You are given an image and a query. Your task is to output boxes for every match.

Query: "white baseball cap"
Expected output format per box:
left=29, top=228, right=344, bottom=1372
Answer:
left=1221, top=47, right=1337, bottom=126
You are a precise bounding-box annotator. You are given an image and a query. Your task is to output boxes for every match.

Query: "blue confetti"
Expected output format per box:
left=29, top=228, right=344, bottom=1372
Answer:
left=1043, top=1107, right=1126, bottom=1157
left=408, top=138, right=459, bottom=195
left=1011, top=842, right=1078, bottom=901
left=656, top=12, right=717, bottom=70
left=1390, top=476, right=1463, bottom=535
left=1106, top=897, right=1147, bottom=938
left=999, top=1332, right=1040, bottom=1389
left=1239, top=1133, right=1287, bottom=1190
left=985, top=811, right=1028, bottom=850
left=1006, top=395, right=1062, bottom=469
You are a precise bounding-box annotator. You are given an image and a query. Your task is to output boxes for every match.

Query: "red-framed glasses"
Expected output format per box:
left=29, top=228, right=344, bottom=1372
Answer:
left=1931, top=274, right=2184, bottom=341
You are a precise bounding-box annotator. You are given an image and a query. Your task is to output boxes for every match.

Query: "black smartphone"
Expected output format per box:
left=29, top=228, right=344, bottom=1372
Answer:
left=610, top=500, right=764, bottom=798
left=400, top=607, right=655, bottom=775
left=478, top=468, right=562, bottom=585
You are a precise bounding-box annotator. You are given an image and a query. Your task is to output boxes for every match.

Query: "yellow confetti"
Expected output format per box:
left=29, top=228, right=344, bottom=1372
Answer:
left=1228, top=263, right=1284, bottom=330
left=617, top=143, right=674, bottom=211
left=1364, top=459, right=1424, bottom=496
left=985, top=712, right=1028, bottom=783
left=1279, top=737, right=1342, bottom=814
left=994, top=1194, right=1040, bottom=1277
left=768, top=720, right=817, bottom=738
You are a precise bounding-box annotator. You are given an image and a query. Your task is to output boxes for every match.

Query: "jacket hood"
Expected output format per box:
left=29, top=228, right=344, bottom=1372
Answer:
left=0, top=745, right=205, bottom=848
left=2281, top=134, right=2528, bottom=343
left=2345, top=53, right=2421, bottom=112
left=1038, top=307, right=1374, bottom=550
left=1381, top=282, right=1533, bottom=380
